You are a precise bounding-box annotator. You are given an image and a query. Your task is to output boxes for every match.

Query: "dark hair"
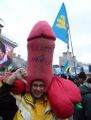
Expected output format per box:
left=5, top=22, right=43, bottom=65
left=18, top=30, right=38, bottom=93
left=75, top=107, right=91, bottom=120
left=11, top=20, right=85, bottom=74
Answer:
left=78, top=71, right=87, bottom=80
left=0, top=41, right=6, bottom=54
left=87, top=77, right=91, bottom=83
left=61, top=74, right=67, bottom=79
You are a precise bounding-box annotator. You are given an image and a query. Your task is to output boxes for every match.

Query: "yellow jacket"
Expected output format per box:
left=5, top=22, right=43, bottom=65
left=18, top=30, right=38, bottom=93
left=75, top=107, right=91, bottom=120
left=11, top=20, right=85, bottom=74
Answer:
left=13, top=93, right=68, bottom=120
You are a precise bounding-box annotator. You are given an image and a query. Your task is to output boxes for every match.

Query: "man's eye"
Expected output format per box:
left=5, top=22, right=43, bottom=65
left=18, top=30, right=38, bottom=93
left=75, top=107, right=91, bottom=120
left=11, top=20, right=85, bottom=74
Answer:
left=33, top=84, right=38, bottom=87
left=33, top=84, right=44, bottom=87
left=40, top=85, right=44, bottom=87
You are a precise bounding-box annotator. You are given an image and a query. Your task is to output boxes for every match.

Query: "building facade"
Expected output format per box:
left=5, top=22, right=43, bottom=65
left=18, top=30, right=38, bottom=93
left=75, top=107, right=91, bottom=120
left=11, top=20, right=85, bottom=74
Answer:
left=0, top=31, right=26, bottom=75
left=59, top=52, right=76, bottom=67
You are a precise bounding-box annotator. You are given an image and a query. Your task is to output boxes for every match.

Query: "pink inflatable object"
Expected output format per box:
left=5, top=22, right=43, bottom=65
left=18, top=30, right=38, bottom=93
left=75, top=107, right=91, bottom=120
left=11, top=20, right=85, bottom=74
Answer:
left=26, top=21, right=56, bottom=92
left=0, top=21, right=81, bottom=119
left=48, top=76, right=82, bottom=118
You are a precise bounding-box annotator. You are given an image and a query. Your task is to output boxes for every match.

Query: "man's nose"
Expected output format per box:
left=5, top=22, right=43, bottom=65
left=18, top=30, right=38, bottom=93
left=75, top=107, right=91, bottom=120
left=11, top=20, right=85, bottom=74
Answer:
left=37, top=86, right=41, bottom=90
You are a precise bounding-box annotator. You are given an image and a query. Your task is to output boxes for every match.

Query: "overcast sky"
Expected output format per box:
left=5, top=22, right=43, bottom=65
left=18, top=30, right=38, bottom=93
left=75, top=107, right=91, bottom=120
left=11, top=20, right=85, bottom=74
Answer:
left=0, top=0, right=91, bottom=65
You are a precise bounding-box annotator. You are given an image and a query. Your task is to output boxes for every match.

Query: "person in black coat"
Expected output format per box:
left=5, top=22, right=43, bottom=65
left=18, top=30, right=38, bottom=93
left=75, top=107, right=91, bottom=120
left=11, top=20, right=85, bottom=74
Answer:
left=74, top=77, right=91, bottom=120
left=74, top=71, right=87, bottom=87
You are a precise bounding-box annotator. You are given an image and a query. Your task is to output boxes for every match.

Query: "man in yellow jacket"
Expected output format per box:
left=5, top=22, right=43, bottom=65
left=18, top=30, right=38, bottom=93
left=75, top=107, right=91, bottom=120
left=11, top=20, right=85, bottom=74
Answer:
left=0, top=68, right=68, bottom=120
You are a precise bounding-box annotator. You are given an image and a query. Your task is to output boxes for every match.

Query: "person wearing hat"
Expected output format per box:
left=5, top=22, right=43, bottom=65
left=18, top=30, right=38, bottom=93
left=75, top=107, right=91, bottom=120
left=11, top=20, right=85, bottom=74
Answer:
left=0, top=21, right=81, bottom=120
left=76, top=71, right=87, bottom=87
left=74, top=77, right=91, bottom=120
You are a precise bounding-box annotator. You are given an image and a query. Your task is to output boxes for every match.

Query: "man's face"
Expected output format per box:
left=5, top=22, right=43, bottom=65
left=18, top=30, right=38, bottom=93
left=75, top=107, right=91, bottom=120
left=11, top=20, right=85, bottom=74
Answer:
left=31, top=80, right=45, bottom=99
left=0, top=49, right=5, bottom=60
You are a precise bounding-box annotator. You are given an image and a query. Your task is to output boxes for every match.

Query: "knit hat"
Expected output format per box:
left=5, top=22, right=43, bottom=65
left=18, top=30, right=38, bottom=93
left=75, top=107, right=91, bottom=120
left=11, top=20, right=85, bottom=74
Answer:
left=26, top=21, right=56, bottom=92
left=78, top=71, right=87, bottom=80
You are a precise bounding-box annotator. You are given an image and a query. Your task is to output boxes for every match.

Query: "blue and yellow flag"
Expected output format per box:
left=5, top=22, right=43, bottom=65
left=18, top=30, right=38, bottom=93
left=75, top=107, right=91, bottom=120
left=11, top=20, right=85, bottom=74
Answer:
left=52, top=3, right=69, bottom=44
left=61, top=60, right=70, bottom=74
left=5, top=63, right=14, bottom=72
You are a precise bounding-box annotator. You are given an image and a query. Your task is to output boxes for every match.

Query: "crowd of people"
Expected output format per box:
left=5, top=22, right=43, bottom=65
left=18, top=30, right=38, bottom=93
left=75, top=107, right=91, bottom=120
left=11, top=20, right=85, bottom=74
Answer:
left=0, top=20, right=91, bottom=120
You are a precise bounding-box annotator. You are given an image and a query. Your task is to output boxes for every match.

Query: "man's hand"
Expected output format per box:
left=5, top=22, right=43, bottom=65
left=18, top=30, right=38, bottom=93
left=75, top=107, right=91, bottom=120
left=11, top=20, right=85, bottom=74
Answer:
left=4, top=68, right=28, bottom=85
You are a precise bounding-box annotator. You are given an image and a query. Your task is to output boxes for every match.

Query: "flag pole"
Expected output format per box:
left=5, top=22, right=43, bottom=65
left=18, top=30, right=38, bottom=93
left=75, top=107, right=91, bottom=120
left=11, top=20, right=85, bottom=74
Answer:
left=68, top=28, right=77, bottom=75
left=67, top=38, right=69, bottom=66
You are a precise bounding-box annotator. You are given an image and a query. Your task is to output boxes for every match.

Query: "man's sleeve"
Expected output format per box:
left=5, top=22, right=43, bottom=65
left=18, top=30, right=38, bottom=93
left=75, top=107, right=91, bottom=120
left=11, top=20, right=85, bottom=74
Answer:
left=83, top=94, right=91, bottom=120
left=0, top=81, right=18, bottom=119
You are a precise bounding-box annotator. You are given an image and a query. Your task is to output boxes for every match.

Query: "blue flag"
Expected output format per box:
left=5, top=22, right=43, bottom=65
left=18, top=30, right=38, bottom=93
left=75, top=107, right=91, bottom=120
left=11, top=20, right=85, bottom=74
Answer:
left=61, top=60, right=69, bottom=74
left=52, top=3, right=69, bottom=44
